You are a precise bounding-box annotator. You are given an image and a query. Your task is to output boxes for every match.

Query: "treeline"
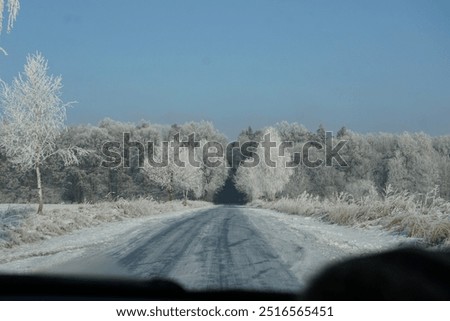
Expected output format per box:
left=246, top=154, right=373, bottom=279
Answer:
left=235, top=122, right=450, bottom=201
left=0, top=119, right=229, bottom=204
left=1, top=119, right=449, bottom=204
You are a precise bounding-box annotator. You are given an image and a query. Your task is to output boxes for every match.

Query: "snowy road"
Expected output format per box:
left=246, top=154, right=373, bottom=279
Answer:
left=0, top=205, right=412, bottom=292
left=109, top=206, right=301, bottom=291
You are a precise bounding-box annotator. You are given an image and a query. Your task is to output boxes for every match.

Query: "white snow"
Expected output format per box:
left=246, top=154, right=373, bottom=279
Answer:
left=244, top=207, right=417, bottom=287
left=0, top=206, right=213, bottom=275
left=0, top=205, right=416, bottom=289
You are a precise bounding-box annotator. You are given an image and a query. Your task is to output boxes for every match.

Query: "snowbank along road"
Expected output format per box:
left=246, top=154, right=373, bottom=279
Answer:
left=0, top=205, right=413, bottom=292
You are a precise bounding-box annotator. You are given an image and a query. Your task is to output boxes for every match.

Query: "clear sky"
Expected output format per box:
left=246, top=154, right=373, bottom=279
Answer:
left=0, top=0, right=449, bottom=139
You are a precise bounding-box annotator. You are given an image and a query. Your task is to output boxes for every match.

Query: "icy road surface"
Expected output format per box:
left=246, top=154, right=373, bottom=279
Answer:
left=0, top=205, right=414, bottom=292
left=109, top=206, right=302, bottom=291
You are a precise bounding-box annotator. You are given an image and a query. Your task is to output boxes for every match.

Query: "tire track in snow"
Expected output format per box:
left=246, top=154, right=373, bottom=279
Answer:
left=112, top=206, right=302, bottom=291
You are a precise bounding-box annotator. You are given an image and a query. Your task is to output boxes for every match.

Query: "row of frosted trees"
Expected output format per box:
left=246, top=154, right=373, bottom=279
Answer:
left=233, top=123, right=450, bottom=202
left=2, top=117, right=449, bottom=206
left=0, top=118, right=230, bottom=205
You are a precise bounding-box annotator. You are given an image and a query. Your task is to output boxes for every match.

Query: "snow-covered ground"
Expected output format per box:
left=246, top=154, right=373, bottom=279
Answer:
left=0, top=200, right=212, bottom=248
left=0, top=204, right=34, bottom=246
left=253, top=192, right=450, bottom=246
left=0, top=205, right=417, bottom=291
left=245, top=207, right=418, bottom=287
left=0, top=206, right=213, bottom=275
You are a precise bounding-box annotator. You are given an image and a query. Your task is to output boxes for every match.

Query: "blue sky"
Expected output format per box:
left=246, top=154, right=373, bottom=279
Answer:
left=0, top=0, right=449, bottom=139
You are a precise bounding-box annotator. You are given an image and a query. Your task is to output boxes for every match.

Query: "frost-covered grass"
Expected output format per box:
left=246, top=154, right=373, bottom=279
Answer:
left=252, top=186, right=450, bottom=246
left=0, top=205, right=34, bottom=244
left=0, top=199, right=212, bottom=248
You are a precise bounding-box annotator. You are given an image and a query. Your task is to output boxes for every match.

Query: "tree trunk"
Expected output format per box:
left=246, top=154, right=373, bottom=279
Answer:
left=168, top=173, right=174, bottom=201
left=36, top=164, right=44, bottom=214
left=183, top=190, right=188, bottom=206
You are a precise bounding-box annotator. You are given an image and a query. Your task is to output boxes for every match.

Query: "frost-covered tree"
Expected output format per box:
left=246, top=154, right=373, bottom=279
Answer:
left=433, top=136, right=450, bottom=199
left=386, top=133, right=439, bottom=194
left=235, top=127, right=293, bottom=201
left=198, top=139, right=229, bottom=201
left=276, top=121, right=309, bottom=143
left=0, top=0, right=20, bottom=55
left=176, top=148, right=204, bottom=205
left=167, top=121, right=229, bottom=201
left=201, top=161, right=228, bottom=201
left=144, top=142, right=203, bottom=204
left=0, top=52, right=86, bottom=213
left=0, top=0, right=19, bottom=33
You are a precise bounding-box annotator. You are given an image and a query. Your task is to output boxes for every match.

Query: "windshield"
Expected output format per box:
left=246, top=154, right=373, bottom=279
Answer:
left=0, top=0, right=449, bottom=296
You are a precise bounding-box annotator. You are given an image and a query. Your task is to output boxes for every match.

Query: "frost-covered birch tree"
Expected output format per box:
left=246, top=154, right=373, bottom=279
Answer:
left=235, top=127, right=293, bottom=201
left=144, top=142, right=203, bottom=204
left=144, top=142, right=176, bottom=201
left=0, top=0, right=20, bottom=55
left=176, top=147, right=203, bottom=205
left=0, top=52, right=86, bottom=213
